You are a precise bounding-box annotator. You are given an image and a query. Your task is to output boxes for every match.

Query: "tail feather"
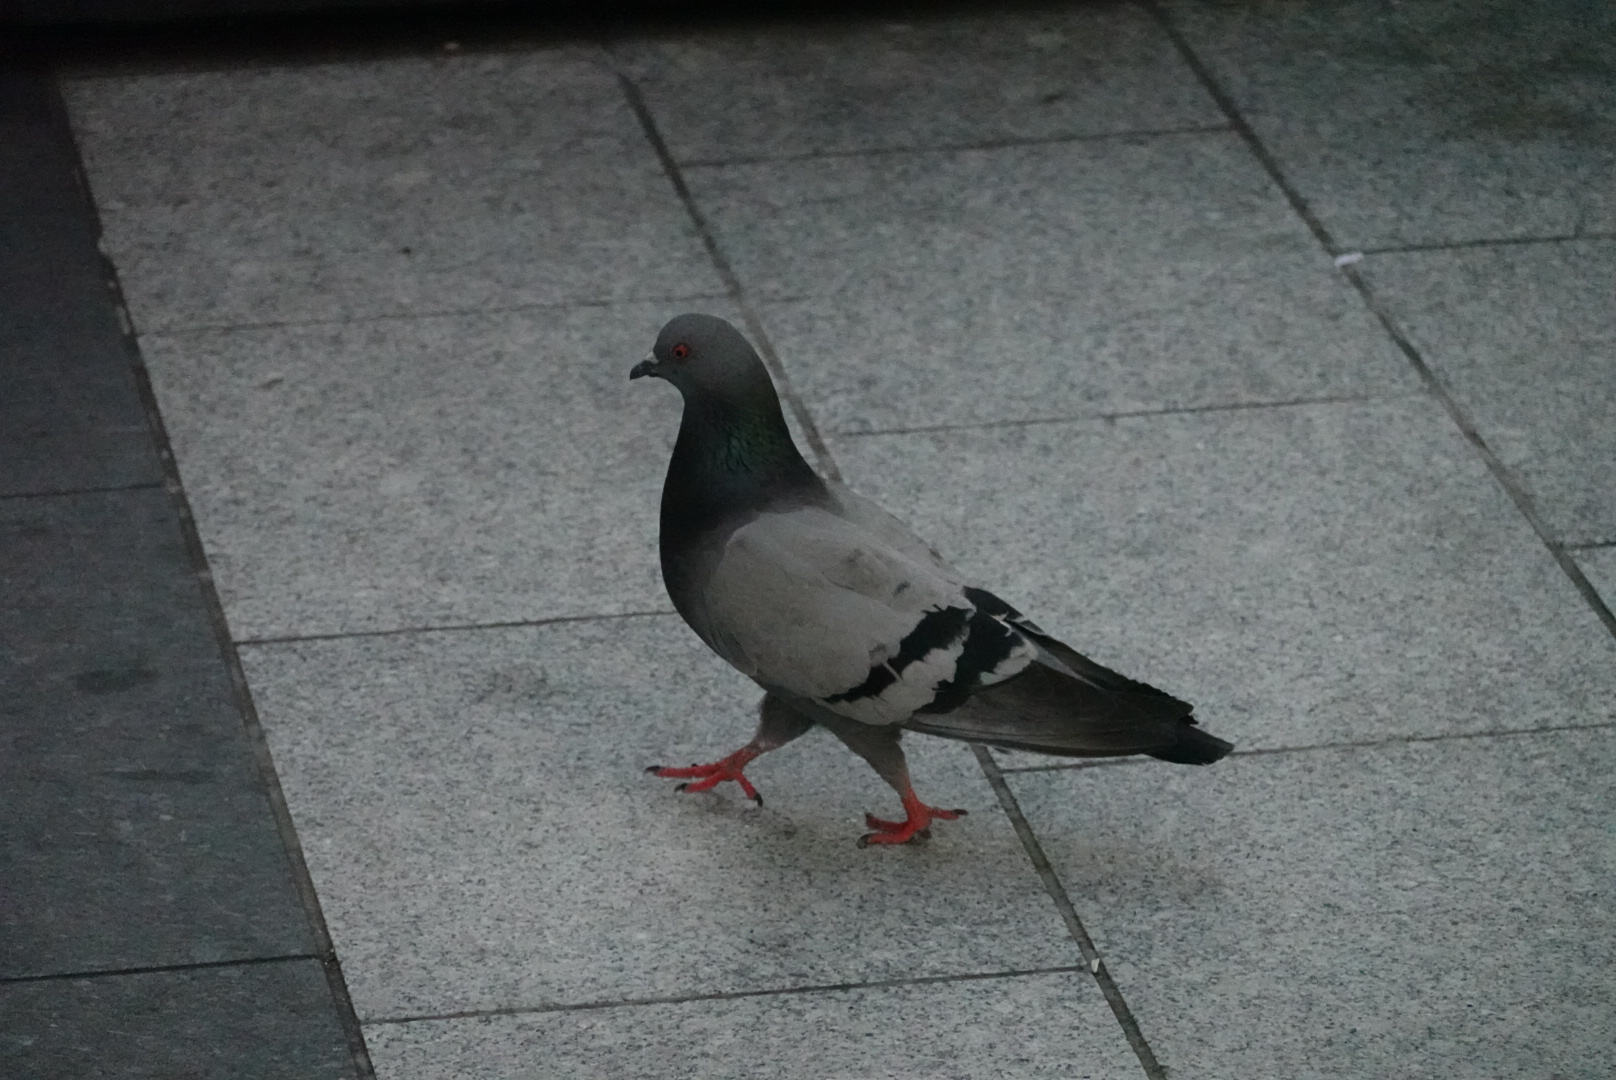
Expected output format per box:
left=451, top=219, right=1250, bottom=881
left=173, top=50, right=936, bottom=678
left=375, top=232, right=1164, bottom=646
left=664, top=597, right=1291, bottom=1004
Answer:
left=904, top=648, right=1235, bottom=765
left=1146, top=719, right=1234, bottom=765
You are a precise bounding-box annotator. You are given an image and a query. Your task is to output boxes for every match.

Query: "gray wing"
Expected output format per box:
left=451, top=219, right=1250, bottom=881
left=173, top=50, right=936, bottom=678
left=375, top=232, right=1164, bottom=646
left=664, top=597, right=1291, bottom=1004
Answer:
left=694, top=488, right=1222, bottom=764
left=699, top=505, right=1037, bottom=726
left=822, top=479, right=955, bottom=575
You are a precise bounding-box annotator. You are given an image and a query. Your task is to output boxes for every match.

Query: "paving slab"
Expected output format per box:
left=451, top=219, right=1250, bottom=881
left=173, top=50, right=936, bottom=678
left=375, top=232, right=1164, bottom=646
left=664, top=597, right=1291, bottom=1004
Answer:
left=1006, top=728, right=1616, bottom=1080
left=0, top=361, right=159, bottom=499
left=62, top=50, right=723, bottom=332
left=0, top=67, right=88, bottom=216
left=1360, top=239, right=1616, bottom=546
left=0, top=213, right=162, bottom=498
left=240, top=616, right=1075, bottom=1021
left=0, top=487, right=314, bottom=977
left=0, top=68, right=162, bottom=498
left=364, top=969, right=1138, bottom=1080
left=825, top=396, right=1616, bottom=754
left=0, top=959, right=353, bottom=1080
left=0, top=213, right=111, bottom=357
left=133, top=300, right=734, bottom=641
left=1163, top=0, right=1616, bottom=249
left=614, top=3, right=1221, bottom=164
left=686, top=133, right=1413, bottom=433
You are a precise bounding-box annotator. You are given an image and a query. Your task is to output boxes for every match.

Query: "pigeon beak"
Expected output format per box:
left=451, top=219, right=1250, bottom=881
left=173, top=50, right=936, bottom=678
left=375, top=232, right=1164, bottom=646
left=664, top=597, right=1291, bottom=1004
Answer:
left=629, top=352, right=658, bottom=381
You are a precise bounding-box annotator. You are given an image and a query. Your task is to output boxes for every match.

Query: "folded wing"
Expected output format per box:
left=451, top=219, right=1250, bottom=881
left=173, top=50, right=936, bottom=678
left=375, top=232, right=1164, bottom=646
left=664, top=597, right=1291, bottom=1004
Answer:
left=699, top=505, right=1037, bottom=726
left=696, top=497, right=1231, bottom=765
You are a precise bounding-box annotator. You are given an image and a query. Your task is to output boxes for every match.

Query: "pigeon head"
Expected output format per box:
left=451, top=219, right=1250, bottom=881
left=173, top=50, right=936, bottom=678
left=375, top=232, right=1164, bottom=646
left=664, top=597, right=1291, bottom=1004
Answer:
left=633, top=313, right=822, bottom=511
left=630, top=314, right=779, bottom=408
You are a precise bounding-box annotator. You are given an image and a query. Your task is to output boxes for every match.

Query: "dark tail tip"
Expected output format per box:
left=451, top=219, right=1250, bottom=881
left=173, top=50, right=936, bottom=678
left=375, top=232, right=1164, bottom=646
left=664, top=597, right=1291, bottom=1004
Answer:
left=1148, top=720, right=1235, bottom=766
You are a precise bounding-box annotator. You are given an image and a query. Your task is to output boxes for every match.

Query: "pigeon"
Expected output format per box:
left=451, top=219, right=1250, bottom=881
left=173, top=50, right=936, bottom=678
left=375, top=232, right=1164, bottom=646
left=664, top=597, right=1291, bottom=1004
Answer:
left=632, top=313, right=1233, bottom=846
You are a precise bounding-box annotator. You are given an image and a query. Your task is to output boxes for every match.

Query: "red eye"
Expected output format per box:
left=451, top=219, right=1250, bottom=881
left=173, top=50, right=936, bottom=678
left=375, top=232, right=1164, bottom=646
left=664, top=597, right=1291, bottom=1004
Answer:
left=671, top=343, right=691, bottom=360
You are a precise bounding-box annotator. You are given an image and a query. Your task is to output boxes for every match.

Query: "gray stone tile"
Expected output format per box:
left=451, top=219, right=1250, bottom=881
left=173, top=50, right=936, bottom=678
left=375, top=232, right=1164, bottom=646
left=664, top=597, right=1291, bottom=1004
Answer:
left=0, top=64, right=157, bottom=498
left=1360, top=239, right=1616, bottom=546
left=824, top=396, right=1616, bottom=753
left=0, top=68, right=88, bottom=217
left=687, top=133, right=1413, bottom=433
left=0, top=214, right=162, bottom=497
left=136, top=300, right=725, bottom=641
left=1007, top=728, right=1616, bottom=1080
left=0, top=213, right=112, bottom=357
left=0, top=959, right=355, bottom=1080
left=240, top=617, right=1075, bottom=1020
left=1576, top=546, right=1616, bottom=610
left=0, top=363, right=158, bottom=498
left=1164, top=0, right=1616, bottom=249
left=364, top=970, right=1137, bottom=1080
left=615, top=5, right=1221, bottom=164
left=0, top=488, right=314, bottom=977
left=63, top=50, right=722, bottom=332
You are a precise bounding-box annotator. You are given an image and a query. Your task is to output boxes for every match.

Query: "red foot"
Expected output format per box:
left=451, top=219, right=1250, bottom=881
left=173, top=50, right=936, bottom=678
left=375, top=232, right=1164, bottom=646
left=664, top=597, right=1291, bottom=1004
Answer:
left=646, top=748, right=763, bottom=805
left=858, top=791, right=967, bottom=847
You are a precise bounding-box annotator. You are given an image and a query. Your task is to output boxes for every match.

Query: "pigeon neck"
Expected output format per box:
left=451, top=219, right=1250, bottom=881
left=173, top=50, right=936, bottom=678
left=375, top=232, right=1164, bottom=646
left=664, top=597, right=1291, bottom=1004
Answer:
left=663, top=395, right=823, bottom=533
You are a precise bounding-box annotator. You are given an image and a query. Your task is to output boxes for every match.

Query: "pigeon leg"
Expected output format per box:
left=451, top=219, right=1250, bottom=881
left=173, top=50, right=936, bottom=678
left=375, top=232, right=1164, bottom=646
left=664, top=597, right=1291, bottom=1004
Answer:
left=646, top=694, right=813, bottom=806
left=815, top=713, right=966, bottom=846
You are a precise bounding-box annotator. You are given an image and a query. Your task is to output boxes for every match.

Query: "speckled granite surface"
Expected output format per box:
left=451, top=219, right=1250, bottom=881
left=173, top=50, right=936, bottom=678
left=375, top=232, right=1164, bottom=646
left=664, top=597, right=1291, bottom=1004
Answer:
left=8, top=3, right=1614, bottom=1076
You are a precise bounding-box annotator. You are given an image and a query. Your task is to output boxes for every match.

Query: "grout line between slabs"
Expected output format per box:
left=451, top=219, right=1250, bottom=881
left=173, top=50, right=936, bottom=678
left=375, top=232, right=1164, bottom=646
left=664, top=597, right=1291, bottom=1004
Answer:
left=1145, top=0, right=1616, bottom=645
left=613, top=42, right=1163, bottom=1076
left=0, top=480, right=163, bottom=501
left=1358, top=231, right=1616, bottom=257
left=0, top=953, right=323, bottom=986
left=676, top=122, right=1234, bottom=169
left=1143, top=1, right=1336, bottom=252
left=119, top=275, right=380, bottom=1080
left=137, top=290, right=735, bottom=339
left=47, top=73, right=378, bottom=1080
left=972, top=746, right=1167, bottom=1080
left=365, top=964, right=1089, bottom=1027
left=998, top=717, right=1616, bottom=774
left=235, top=608, right=676, bottom=648
left=831, top=390, right=1407, bottom=440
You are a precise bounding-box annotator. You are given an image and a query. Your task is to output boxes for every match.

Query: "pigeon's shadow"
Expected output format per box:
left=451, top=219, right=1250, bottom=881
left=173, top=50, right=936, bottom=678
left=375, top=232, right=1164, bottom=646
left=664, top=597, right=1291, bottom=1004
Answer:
left=636, top=731, right=1205, bottom=982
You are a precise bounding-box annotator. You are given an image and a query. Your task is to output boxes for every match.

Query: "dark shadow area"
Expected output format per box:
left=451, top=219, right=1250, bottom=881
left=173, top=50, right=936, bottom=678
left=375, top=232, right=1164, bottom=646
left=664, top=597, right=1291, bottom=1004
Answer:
left=7, top=0, right=1094, bottom=72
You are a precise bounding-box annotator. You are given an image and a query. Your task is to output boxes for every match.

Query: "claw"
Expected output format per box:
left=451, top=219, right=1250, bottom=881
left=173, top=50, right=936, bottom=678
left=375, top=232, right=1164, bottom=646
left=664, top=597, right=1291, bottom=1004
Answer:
left=648, top=747, right=764, bottom=804
left=858, top=795, right=967, bottom=846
